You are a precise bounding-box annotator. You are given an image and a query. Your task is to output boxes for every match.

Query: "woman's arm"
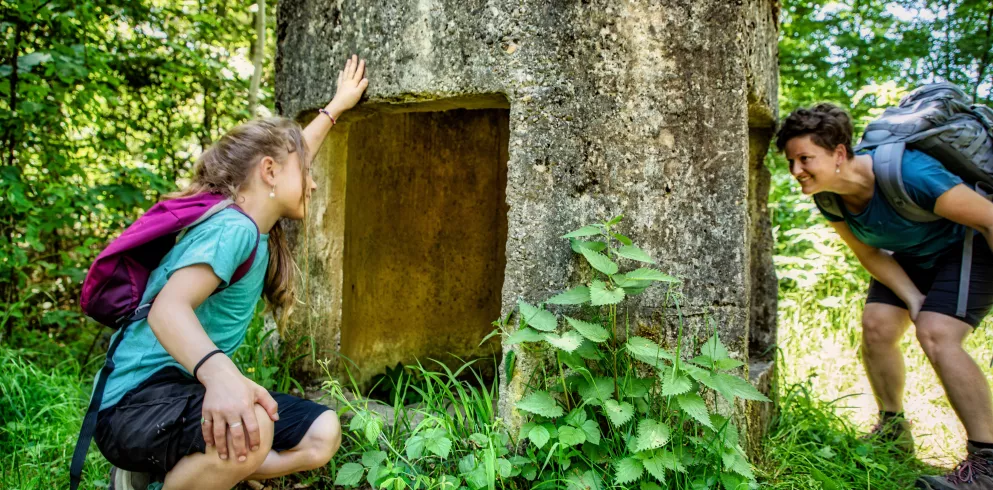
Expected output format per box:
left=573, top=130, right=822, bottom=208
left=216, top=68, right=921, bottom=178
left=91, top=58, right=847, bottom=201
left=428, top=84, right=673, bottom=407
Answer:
left=933, top=183, right=993, bottom=250
left=828, top=220, right=925, bottom=319
left=301, top=55, right=369, bottom=164
left=148, top=264, right=278, bottom=464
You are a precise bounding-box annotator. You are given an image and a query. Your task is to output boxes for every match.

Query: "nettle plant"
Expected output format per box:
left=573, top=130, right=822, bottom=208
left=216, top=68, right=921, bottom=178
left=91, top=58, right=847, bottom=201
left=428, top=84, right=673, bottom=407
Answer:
left=506, top=216, right=770, bottom=489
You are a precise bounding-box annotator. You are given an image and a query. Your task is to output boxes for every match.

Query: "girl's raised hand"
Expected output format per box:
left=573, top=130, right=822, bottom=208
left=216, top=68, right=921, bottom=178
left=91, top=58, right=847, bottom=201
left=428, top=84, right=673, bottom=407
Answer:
left=329, top=55, right=368, bottom=113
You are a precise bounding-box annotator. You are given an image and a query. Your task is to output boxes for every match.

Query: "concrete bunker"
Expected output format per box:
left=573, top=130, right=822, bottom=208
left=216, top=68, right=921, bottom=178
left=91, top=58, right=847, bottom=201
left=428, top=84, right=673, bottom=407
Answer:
left=278, top=0, right=781, bottom=451
left=311, top=99, right=510, bottom=387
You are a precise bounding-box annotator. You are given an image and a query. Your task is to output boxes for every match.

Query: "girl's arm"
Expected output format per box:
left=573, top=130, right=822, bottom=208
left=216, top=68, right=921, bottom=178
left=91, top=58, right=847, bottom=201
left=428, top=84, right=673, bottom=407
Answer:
left=148, top=263, right=278, bottom=464
left=301, top=55, right=369, bottom=164
left=933, top=183, right=993, bottom=250
left=828, top=220, right=925, bottom=319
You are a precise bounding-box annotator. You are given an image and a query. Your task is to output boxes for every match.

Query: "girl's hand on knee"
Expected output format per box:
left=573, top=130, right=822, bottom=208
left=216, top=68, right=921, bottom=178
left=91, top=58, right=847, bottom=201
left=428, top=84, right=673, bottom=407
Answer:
left=200, top=370, right=277, bottom=463
left=327, top=54, right=368, bottom=114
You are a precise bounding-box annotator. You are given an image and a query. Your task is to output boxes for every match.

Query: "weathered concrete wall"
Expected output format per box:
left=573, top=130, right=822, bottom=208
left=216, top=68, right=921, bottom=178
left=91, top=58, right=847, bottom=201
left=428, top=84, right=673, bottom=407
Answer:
left=277, top=0, right=778, bottom=443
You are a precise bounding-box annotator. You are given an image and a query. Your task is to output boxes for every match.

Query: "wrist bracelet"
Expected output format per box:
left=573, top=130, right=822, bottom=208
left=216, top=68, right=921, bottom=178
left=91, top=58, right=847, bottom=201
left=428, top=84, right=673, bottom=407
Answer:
left=193, top=349, right=225, bottom=381
left=318, top=108, right=336, bottom=124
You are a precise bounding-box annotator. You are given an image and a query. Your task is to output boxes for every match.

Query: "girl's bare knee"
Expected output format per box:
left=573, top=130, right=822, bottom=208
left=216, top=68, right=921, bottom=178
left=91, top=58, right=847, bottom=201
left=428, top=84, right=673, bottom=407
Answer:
left=303, top=411, right=341, bottom=469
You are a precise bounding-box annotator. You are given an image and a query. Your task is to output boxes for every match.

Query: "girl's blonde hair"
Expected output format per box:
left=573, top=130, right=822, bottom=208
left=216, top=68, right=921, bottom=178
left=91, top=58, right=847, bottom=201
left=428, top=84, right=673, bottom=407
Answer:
left=167, top=117, right=308, bottom=321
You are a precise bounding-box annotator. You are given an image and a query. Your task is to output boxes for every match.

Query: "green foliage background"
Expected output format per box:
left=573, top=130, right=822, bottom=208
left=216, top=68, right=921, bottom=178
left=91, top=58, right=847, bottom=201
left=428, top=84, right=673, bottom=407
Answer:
left=0, top=0, right=277, bottom=351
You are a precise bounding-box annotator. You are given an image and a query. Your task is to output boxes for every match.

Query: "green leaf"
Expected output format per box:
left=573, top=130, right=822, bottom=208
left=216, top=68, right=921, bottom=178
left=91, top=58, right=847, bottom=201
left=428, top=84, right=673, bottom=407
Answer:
left=497, top=458, right=513, bottom=478
left=625, top=268, right=679, bottom=282
left=334, top=462, right=365, bottom=486
left=576, top=340, right=604, bottom=360
left=715, top=357, right=746, bottom=371
left=606, top=214, right=624, bottom=227
left=528, top=424, right=551, bottom=448
left=367, top=464, right=382, bottom=488
left=558, top=426, right=586, bottom=447
left=362, top=450, right=388, bottom=468
left=723, top=449, right=755, bottom=479
left=425, top=435, right=452, bottom=459
left=571, top=239, right=608, bottom=254
left=641, top=482, right=664, bottom=490
left=518, top=300, right=557, bottom=332
left=709, top=372, right=771, bottom=402
left=634, top=419, right=671, bottom=451
left=565, top=407, right=588, bottom=427
left=721, top=473, right=747, bottom=490
left=565, top=315, right=609, bottom=343
left=547, top=286, right=591, bottom=305
left=590, top=280, right=625, bottom=305
left=604, top=399, right=634, bottom=426
left=562, top=225, right=602, bottom=238
left=581, top=248, right=619, bottom=275
left=505, top=326, right=545, bottom=345
left=646, top=450, right=687, bottom=474
left=516, top=391, right=564, bottom=418
left=642, top=455, right=667, bottom=482
left=544, top=330, right=584, bottom=352
left=364, top=416, right=383, bottom=444
left=406, top=434, right=425, bottom=459
left=615, top=244, right=655, bottom=263
left=468, top=433, right=489, bottom=447
left=614, top=457, right=644, bottom=485
left=676, top=393, right=713, bottom=429
left=626, top=337, right=676, bottom=364
left=581, top=420, right=602, bottom=446
left=700, top=334, right=731, bottom=361
left=611, top=273, right=653, bottom=289
left=660, top=366, right=694, bottom=396
left=578, top=377, right=615, bottom=406
left=611, top=232, right=633, bottom=246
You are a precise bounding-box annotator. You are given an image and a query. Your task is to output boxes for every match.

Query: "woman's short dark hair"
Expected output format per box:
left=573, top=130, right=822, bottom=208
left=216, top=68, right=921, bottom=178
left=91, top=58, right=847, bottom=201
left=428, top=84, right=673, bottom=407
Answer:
left=775, top=103, right=855, bottom=159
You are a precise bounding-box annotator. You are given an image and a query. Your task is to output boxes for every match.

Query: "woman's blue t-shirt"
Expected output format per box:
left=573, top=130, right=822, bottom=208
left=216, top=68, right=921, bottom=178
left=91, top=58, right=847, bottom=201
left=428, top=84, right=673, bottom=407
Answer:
left=815, top=148, right=965, bottom=269
left=94, top=208, right=269, bottom=411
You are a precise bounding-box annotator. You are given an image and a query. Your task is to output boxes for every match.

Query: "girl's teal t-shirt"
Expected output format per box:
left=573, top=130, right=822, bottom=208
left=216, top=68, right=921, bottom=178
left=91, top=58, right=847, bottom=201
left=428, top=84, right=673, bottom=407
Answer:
left=95, top=208, right=269, bottom=411
left=814, top=148, right=965, bottom=269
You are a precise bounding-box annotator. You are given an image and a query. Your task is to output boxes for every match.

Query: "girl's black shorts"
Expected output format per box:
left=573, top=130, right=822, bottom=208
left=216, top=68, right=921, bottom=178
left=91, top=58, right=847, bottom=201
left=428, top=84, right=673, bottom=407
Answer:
left=94, top=367, right=329, bottom=474
left=866, top=235, right=993, bottom=327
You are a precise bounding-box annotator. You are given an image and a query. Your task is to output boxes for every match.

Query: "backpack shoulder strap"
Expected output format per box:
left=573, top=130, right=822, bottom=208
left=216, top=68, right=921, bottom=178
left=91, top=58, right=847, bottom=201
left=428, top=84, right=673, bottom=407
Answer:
left=226, top=204, right=262, bottom=286
left=872, top=142, right=942, bottom=223
left=814, top=192, right=844, bottom=221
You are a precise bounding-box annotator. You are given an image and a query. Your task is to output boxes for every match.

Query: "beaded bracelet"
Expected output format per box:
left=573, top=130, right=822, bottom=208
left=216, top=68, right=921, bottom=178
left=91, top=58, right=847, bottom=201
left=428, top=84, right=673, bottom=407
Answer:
left=318, top=108, right=336, bottom=125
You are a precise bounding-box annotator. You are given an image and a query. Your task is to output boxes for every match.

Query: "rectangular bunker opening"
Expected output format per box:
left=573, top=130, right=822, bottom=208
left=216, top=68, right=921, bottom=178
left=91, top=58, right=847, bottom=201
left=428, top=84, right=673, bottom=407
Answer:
left=336, top=105, right=509, bottom=388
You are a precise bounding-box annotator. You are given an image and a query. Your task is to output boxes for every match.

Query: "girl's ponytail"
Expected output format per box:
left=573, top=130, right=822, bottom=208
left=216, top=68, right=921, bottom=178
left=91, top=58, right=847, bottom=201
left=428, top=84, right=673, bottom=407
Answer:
left=265, top=219, right=295, bottom=325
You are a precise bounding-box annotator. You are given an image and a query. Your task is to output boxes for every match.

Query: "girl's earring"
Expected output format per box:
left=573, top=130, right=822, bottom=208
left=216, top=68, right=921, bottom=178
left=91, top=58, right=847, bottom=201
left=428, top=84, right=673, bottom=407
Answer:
left=835, top=165, right=841, bottom=174
left=269, top=186, right=276, bottom=199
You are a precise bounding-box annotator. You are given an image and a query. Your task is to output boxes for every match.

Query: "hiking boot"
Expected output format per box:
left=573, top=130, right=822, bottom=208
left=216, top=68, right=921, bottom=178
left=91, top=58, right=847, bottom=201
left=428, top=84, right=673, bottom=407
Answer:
left=861, top=416, right=915, bottom=456
left=108, top=466, right=151, bottom=490
left=916, top=444, right=993, bottom=489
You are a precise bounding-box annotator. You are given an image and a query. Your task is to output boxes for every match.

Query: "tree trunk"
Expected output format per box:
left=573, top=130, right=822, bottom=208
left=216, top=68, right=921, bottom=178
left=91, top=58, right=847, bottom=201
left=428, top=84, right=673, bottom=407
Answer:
left=247, top=0, right=266, bottom=116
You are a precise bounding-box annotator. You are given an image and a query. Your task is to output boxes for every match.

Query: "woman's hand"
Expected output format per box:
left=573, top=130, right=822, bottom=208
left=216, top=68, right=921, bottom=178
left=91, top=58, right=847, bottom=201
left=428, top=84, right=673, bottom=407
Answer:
left=199, top=364, right=279, bottom=462
left=327, top=54, right=368, bottom=116
left=906, top=291, right=926, bottom=322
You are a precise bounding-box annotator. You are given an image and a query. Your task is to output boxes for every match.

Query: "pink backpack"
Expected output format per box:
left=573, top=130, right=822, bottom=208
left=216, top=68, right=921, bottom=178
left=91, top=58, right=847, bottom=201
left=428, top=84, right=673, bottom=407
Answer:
left=80, top=192, right=259, bottom=327
left=71, top=192, right=260, bottom=490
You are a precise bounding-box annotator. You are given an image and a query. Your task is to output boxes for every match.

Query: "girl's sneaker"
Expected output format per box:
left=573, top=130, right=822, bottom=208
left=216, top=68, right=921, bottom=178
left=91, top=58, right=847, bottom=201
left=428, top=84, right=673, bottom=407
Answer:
left=108, top=466, right=151, bottom=490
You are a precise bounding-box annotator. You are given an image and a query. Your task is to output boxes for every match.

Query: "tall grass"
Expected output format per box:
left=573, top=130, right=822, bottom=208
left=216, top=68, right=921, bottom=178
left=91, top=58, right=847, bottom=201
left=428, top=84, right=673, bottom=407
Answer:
left=0, top=347, right=109, bottom=489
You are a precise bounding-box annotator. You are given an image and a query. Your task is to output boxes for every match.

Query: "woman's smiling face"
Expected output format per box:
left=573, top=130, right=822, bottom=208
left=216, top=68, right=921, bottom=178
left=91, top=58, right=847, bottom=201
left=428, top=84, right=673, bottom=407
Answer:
left=784, top=134, right=844, bottom=195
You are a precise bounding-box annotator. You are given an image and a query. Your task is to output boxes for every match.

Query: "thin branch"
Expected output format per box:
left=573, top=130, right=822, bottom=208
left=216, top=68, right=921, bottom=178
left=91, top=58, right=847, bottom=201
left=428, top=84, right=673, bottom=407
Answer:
left=973, top=3, right=993, bottom=101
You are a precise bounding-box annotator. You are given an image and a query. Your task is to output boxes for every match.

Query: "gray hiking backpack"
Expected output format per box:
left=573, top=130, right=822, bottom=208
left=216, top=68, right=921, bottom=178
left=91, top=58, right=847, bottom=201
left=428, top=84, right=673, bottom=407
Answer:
left=815, top=82, right=993, bottom=318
